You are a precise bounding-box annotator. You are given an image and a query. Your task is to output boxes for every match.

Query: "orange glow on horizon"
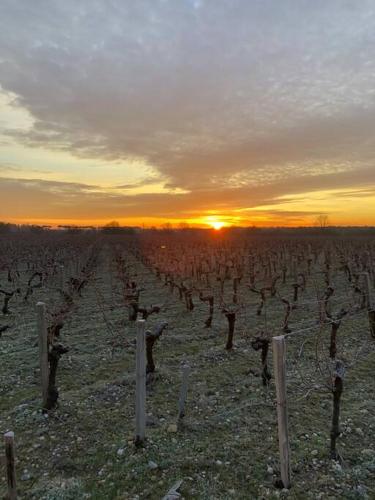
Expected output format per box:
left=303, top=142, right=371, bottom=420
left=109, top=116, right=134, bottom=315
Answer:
left=204, top=216, right=229, bottom=230
left=3, top=215, right=375, bottom=228
left=211, top=221, right=225, bottom=230
left=3, top=185, right=375, bottom=231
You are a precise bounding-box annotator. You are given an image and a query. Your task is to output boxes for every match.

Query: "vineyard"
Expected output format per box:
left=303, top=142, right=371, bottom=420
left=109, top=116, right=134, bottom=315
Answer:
left=0, top=229, right=374, bottom=499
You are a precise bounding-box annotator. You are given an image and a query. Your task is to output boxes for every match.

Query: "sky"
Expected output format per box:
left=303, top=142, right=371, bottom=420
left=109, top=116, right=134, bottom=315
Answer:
left=0, top=0, right=374, bottom=228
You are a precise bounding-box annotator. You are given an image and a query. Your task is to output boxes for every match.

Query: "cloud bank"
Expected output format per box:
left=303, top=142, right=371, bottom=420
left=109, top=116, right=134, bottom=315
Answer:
left=0, top=0, right=374, bottom=224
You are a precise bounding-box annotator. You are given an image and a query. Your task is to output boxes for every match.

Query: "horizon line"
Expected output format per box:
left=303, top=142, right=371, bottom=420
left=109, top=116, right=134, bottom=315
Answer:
left=1, top=221, right=375, bottom=231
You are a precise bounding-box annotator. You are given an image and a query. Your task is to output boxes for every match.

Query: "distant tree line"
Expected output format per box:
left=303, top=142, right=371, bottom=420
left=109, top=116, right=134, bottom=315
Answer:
left=0, top=221, right=375, bottom=238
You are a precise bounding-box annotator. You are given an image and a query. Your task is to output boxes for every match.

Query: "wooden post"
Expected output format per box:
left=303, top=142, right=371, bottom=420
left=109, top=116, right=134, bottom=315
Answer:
left=318, top=294, right=325, bottom=324
left=36, top=302, right=49, bottom=409
left=330, top=361, right=345, bottom=459
left=109, top=261, right=114, bottom=305
left=362, top=273, right=375, bottom=338
left=4, top=431, right=17, bottom=499
left=291, top=257, right=297, bottom=282
left=135, top=319, right=146, bottom=445
left=178, top=363, right=190, bottom=421
left=59, top=265, right=64, bottom=289
left=272, top=335, right=291, bottom=489
left=362, top=272, right=374, bottom=310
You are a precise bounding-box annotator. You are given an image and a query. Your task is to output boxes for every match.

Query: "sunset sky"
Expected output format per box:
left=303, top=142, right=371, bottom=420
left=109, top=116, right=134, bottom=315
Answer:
left=0, top=0, right=374, bottom=227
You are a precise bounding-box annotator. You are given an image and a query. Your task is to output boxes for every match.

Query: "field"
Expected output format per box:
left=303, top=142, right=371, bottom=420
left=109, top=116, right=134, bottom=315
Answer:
left=1, top=229, right=374, bottom=499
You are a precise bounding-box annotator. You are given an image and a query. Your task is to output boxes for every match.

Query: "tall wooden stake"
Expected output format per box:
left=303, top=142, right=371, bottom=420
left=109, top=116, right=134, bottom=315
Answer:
left=362, top=272, right=374, bottom=310
left=4, top=431, right=17, bottom=499
left=59, top=265, right=65, bottom=289
left=362, top=272, right=375, bottom=338
left=135, top=319, right=146, bottom=445
left=36, top=302, right=49, bottom=409
left=178, top=363, right=191, bottom=421
left=272, top=335, right=291, bottom=489
left=330, top=361, right=345, bottom=460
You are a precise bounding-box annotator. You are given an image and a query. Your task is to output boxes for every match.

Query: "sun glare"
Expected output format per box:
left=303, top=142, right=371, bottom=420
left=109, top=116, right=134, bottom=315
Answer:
left=204, top=216, right=227, bottom=230
left=211, top=221, right=225, bottom=230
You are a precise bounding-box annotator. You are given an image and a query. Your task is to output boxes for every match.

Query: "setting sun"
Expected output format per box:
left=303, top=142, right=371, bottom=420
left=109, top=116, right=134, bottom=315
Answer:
left=211, top=220, right=225, bottom=230
left=203, top=216, right=228, bottom=230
